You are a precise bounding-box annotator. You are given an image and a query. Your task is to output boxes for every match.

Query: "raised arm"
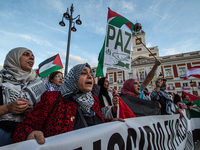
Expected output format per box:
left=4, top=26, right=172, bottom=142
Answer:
left=141, top=59, right=161, bottom=90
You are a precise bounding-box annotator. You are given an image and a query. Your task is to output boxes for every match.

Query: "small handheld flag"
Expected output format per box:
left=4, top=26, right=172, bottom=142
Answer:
left=36, top=54, right=63, bottom=78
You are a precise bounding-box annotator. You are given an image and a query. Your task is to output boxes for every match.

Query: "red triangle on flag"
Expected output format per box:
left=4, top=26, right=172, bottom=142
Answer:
left=52, top=54, right=63, bottom=68
left=36, top=69, right=40, bottom=77
left=182, top=91, right=200, bottom=101
left=107, top=8, right=133, bottom=31
left=107, top=8, right=123, bottom=20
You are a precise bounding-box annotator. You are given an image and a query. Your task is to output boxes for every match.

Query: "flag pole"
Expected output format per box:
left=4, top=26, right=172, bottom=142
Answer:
left=133, top=34, right=157, bottom=60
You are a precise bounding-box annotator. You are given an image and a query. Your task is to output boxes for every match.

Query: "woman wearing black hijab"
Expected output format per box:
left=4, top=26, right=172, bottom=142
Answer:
left=98, top=77, right=118, bottom=119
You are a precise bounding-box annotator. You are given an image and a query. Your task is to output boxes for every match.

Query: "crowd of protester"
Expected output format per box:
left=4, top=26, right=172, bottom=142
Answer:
left=0, top=47, right=199, bottom=147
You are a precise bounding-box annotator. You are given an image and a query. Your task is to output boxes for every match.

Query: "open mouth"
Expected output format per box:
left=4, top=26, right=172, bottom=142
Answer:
left=28, top=62, right=33, bottom=66
left=86, top=81, right=92, bottom=85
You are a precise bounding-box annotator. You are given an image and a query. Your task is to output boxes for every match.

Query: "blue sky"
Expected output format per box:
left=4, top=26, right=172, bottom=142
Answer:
left=0, top=0, right=200, bottom=72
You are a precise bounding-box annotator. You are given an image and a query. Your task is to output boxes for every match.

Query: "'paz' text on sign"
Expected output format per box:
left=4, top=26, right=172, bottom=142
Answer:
left=104, top=24, right=132, bottom=71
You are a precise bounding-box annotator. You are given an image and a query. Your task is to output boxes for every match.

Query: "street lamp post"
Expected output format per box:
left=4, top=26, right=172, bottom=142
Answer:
left=190, top=80, right=194, bottom=95
left=59, top=4, right=82, bottom=75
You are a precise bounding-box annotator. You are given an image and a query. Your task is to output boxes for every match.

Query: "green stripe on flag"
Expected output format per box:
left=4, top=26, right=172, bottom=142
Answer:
left=186, top=108, right=200, bottom=119
left=96, top=40, right=105, bottom=77
left=109, top=17, right=134, bottom=30
left=192, top=99, right=200, bottom=107
left=39, top=65, right=62, bottom=78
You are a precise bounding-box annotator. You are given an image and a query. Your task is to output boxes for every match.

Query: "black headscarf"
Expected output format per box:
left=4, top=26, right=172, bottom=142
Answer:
left=98, top=77, right=112, bottom=107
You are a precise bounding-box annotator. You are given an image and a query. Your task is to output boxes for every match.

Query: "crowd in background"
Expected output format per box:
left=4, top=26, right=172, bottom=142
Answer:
left=0, top=47, right=199, bottom=147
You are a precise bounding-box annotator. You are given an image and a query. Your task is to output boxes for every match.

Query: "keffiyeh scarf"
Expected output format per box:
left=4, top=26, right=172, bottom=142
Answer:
left=61, top=63, right=94, bottom=115
left=0, top=47, right=46, bottom=122
left=45, top=82, right=61, bottom=91
left=0, top=70, right=46, bottom=122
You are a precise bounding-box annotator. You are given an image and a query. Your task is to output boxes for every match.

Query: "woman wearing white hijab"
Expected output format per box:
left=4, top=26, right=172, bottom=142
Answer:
left=0, top=47, right=46, bottom=146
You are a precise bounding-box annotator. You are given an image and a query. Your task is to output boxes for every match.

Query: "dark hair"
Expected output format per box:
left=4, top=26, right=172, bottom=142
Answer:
left=48, top=71, right=63, bottom=83
left=174, top=94, right=181, bottom=105
left=98, top=77, right=112, bottom=107
left=181, top=95, right=186, bottom=99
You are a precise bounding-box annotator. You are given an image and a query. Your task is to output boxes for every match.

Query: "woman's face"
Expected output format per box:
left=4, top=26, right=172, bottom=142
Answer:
left=78, top=66, right=93, bottom=93
left=19, top=50, right=34, bottom=72
left=104, top=78, right=109, bottom=89
left=50, top=73, right=63, bottom=86
left=133, top=80, right=141, bottom=95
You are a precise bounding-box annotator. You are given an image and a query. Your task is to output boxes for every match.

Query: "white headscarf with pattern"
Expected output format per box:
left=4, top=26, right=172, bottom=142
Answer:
left=61, top=63, right=94, bottom=115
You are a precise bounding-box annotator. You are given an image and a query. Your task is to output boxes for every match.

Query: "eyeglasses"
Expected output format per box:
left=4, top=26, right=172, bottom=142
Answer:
left=56, top=75, right=63, bottom=79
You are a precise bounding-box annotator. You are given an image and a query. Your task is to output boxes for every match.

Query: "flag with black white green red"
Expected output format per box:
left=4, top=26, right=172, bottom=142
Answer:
left=36, top=54, right=63, bottom=78
left=96, top=8, right=134, bottom=77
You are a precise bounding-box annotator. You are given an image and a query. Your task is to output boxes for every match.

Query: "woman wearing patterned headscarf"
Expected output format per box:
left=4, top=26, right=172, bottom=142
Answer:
left=0, top=47, right=46, bottom=146
left=13, top=63, right=124, bottom=144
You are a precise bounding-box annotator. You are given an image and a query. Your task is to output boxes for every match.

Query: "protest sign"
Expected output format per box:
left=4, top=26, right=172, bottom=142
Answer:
left=104, top=24, right=132, bottom=72
left=2, top=112, right=196, bottom=150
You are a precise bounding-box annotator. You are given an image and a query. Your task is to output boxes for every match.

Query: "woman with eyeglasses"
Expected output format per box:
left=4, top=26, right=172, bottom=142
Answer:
left=0, top=47, right=46, bottom=146
left=45, top=71, right=63, bottom=91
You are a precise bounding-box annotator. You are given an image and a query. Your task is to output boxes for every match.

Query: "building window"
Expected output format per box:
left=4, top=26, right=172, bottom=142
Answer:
left=108, top=74, right=113, bottom=83
left=117, top=74, right=123, bottom=83
left=129, top=73, right=133, bottom=79
left=167, top=83, right=174, bottom=90
left=136, top=38, right=141, bottom=45
left=165, top=69, right=172, bottom=77
left=179, top=67, right=186, bottom=75
left=183, top=83, right=188, bottom=86
left=168, top=83, right=173, bottom=88
left=182, top=82, right=191, bottom=89
left=118, top=86, right=122, bottom=93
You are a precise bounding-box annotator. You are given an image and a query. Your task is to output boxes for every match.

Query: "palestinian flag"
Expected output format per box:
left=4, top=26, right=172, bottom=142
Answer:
left=96, top=8, right=134, bottom=77
left=36, top=54, right=63, bottom=78
left=118, top=94, right=161, bottom=117
left=184, top=66, right=200, bottom=80
left=182, top=91, right=200, bottom=102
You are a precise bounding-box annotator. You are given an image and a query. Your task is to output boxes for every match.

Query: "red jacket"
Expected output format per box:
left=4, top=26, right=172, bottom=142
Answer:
left=12, top=91, right=104, bottom=143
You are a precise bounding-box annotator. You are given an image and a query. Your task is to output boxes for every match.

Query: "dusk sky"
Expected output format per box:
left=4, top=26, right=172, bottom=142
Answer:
left=0, top=0, right=200, bottom=72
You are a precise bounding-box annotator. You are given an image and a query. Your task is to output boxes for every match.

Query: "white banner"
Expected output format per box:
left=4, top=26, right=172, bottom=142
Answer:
left=1, top=112, right=196, bottom=150
left=104, top=24, right=132, bottom=71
